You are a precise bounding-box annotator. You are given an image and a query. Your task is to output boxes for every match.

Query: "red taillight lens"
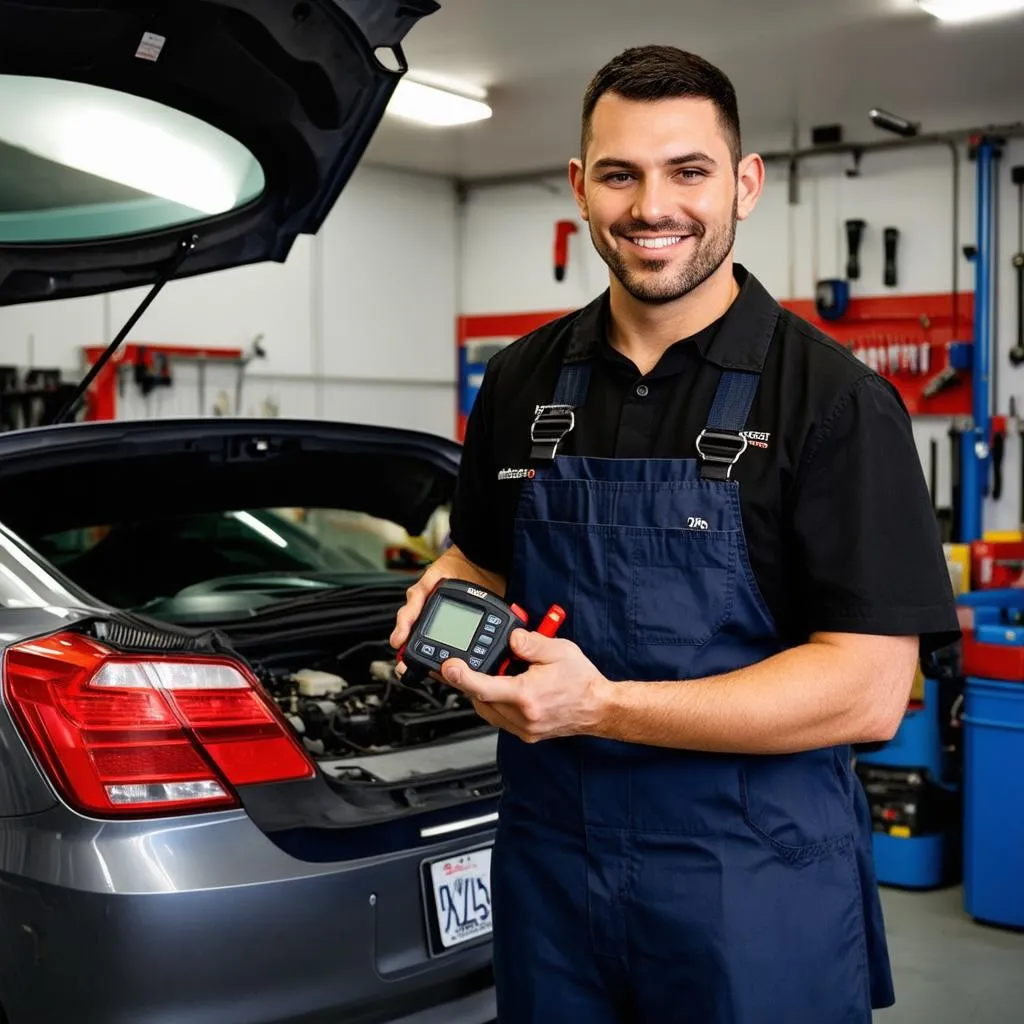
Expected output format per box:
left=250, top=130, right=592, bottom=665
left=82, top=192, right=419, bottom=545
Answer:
left=2, top=632, right=315, bottom=817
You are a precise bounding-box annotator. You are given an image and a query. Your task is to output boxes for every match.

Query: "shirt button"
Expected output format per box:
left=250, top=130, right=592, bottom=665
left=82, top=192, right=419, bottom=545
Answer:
left=635, top=384, right=649, bottom=398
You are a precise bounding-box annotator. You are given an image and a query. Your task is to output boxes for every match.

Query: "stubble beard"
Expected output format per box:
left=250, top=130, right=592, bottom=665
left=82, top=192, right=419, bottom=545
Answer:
left=594, top=195, right=739, bottom=306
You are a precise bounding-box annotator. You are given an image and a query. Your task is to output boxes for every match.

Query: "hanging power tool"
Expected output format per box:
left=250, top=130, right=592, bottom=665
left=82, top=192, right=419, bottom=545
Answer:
left=1009, top=166, right=1024, bottom=366
left=816, top=218, right=867, bottom=321
left=988, top=414, right=1006, bottom=501
left=884, top=227, right=900, bottom=287
left=846, top=219, right=867, bottom=280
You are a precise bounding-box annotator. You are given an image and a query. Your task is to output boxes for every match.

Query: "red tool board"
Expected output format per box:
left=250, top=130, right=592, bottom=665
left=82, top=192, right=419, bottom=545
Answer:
left=457, top=290, right=976, bottom=435
left=784, top=292, right=975, bottom=417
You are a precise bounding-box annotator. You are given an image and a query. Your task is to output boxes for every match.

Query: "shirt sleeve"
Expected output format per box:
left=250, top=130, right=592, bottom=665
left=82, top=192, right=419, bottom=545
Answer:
left=788, top=373, right=961, bottom=655
left=447, top=362, right=508, bottom=575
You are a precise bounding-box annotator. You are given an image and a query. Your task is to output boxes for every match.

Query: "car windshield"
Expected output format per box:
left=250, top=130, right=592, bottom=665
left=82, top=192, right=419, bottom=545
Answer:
left=0, top=523, right=82, bottom=610
left=30, top=506, right=450, bottom=612
left=0, top=74, right=265, bottom=243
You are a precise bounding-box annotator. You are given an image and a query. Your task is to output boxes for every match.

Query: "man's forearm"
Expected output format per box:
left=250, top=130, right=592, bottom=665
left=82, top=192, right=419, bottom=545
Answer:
left=593, top=633, right=919, bottom=755
left=435, top=544, right=506, bottom=596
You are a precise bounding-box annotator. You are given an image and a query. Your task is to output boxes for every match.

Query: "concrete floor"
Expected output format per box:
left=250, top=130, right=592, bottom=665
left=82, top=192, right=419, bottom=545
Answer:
left=875, top=885, right=1023, bottom=1023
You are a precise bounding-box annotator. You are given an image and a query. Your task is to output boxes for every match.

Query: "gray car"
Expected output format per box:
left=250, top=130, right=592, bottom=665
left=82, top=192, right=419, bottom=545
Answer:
left=0, top=3, right=500, bottom=1022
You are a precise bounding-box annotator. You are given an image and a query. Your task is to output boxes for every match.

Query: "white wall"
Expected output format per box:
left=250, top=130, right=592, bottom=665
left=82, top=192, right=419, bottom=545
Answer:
left=459, top=139, right=1024, bottom=535
left=5, top=129, right=1023, bottom=535
left=0, top=166, right=460, bottom=439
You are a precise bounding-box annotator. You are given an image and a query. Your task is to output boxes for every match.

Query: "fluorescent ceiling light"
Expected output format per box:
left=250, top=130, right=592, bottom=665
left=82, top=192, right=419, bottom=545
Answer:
left=386, top=79, right=492, bottom=128
left=917, top=0, right=1024, bottom=23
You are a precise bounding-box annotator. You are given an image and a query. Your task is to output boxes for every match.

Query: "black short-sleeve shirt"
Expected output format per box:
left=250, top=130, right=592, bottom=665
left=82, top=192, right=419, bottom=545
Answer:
left=449, top=265, right=961, bottom=656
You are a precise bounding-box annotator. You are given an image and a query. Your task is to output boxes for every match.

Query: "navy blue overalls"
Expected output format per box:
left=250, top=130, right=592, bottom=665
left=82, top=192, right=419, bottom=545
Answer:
left=489, top=317, right=895, bottom=1023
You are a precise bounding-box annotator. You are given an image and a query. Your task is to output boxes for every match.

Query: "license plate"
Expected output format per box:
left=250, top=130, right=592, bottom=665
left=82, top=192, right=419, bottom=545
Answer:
left=425, top=846, right=493, bottom=951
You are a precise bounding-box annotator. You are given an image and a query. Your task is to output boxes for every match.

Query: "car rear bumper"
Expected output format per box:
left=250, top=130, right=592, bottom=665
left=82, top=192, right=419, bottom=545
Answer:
left=0, top=807, right=496, bottom=1024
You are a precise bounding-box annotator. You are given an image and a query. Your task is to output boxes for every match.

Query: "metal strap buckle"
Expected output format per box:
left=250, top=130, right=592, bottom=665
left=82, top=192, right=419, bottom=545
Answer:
left=695, top=428, right=748, bottom=480
left=530, top=404, right=576, bottom=460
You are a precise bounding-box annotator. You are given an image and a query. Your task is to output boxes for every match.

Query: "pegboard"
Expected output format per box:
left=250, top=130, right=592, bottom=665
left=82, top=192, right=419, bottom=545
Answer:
left=456, top=290, right=978, bottom=435
left=782, top=292, right=976, bottom=417
left=81, top=343, right=245, bottom=421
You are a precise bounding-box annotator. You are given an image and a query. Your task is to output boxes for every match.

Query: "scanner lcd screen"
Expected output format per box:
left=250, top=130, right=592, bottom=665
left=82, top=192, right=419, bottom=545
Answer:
left=423, top=599, right=485, bottom=651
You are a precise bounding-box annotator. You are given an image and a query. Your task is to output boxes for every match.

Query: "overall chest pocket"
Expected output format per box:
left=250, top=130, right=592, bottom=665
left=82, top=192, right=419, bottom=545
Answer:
left=628, top=527, right=738, bottom=647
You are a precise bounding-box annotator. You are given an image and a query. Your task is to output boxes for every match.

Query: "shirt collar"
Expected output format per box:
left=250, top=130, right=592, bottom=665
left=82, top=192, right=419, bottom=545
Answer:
left=564, top=264, right=780, bottom=374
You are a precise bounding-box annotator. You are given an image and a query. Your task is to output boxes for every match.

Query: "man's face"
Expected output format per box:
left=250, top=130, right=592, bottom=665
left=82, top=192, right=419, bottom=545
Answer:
left=570, top=93, right=760, bottom=305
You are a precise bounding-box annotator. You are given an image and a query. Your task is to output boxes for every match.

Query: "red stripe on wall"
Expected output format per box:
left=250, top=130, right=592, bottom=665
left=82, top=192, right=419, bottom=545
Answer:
left=458, top=292, right=975, bottom=342
left=457, top=290, right=978, bottom=420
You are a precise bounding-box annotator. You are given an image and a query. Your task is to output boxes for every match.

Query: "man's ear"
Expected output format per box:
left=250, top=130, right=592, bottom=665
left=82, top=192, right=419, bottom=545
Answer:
left=569, top=159, right=589, bottom=222
left=736, top=153, right=766, bottom=222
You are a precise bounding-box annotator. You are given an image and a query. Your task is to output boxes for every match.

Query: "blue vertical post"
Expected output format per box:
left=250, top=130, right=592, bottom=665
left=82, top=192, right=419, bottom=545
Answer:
left=961, top=139, right=998, bottom=543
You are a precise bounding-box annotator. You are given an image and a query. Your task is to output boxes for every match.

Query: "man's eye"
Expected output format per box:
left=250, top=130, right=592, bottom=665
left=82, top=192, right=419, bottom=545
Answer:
left=678, top=169, right=706, bottom=181
left=602, top=173, right=634, bottom=184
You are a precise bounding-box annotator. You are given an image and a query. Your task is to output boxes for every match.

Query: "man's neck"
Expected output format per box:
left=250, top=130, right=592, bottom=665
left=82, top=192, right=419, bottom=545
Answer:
left=608, top=260, right=740, bottom=376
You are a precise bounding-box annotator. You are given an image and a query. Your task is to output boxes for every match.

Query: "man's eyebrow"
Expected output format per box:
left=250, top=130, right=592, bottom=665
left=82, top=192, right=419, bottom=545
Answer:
left=591, top=152, right=718, bottom=172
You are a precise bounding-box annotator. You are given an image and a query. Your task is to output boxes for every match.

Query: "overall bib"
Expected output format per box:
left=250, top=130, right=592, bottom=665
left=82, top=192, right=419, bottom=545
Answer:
left=490, top=337, right=895, bottom=1023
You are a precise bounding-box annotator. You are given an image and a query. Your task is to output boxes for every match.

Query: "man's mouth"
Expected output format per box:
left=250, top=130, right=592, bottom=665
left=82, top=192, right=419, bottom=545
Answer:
left=626, top=235, right=689, bottom=251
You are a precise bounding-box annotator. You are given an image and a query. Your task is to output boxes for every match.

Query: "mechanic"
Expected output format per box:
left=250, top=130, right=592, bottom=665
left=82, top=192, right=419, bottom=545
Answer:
left=391, top=44, right=961, bottom=1024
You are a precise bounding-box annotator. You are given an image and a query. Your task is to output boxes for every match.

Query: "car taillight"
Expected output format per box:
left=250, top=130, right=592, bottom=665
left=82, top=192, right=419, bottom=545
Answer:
left=1, top=631, right=315, bottom=817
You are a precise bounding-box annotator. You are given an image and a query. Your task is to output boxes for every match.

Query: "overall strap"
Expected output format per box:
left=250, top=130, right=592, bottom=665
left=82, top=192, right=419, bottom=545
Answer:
left=530, top=362, right=591, bottom=461
left=696, top=369, right=759, bottom=481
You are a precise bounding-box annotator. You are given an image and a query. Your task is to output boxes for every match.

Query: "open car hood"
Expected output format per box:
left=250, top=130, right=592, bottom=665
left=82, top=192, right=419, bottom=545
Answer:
left=0, top=0, right=438, bottom=305
left=0, top=418, right=461, bottom=538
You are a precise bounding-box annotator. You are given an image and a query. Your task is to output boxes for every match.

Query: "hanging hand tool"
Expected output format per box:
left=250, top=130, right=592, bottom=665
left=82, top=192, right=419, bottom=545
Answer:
left=988, top=415, right=1006, bottom=500
left=815, top=278, right=849, bottom=321
left=929, top=438, right=939, bottom=514
left=1012, top=397, right=1024, bottom=530
left=884, top=227, right=900, bottom=287
left=948, top=418, right=966, bottom=542
left=923, top=341, right=972, bottom=400
left=845, top=219, right=867, bottom=280
left=553, top=220, right=578, bottom=282
left=1009, top=167, right=1024, bottom=366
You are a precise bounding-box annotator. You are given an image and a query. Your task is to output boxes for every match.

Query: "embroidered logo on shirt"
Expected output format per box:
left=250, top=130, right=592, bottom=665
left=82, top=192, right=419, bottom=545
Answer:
left=741, top=430, right=771, bottom=450
left=497, top=467, right=536, bottom=481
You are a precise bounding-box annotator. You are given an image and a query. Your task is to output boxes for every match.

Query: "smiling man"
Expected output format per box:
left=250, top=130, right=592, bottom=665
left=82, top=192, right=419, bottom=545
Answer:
left=392, top=45, right=960, bottom=1024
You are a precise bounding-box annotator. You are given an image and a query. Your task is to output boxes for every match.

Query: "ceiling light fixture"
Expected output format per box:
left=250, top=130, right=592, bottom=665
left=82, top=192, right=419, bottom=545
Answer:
left=869, top=108, right=920, bottom=137
left=386, top=78, right=492, bottom=128
left=916, top=0, right=1024, bottom=23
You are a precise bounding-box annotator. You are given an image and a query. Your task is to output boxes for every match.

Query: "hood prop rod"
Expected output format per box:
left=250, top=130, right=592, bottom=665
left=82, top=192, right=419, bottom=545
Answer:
left=50, top=233, right=199, bottom=425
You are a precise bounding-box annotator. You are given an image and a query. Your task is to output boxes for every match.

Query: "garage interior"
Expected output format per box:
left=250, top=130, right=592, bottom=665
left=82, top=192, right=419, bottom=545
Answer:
left=0, top=1, right=1022, bottom=1022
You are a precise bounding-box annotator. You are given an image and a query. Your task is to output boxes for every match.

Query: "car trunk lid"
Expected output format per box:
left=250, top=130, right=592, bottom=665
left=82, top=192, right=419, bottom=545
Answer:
left=0, top=417, right=460, bottom=538
left=0, top=0, right=438, bottom=305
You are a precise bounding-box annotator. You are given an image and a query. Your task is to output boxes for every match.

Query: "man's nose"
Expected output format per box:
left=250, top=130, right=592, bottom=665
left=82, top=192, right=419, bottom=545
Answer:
left=631, top=177, right=671, bottom=226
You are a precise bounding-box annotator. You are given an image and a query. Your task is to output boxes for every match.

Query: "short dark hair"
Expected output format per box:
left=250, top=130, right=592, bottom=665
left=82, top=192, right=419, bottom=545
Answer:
left=580, top=45, right=742, bottom=168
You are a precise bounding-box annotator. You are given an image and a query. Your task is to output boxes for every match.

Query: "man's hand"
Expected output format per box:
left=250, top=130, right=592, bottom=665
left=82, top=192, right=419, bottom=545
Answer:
left=439, top=629, right=611, bottom=743
left=389, top=545, right=505, bottom=669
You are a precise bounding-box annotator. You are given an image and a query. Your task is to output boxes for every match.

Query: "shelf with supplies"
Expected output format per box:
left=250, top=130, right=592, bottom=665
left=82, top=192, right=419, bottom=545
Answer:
left=783, top=291, right=975, bottom=417
left=0, top=366, right=82, bottom=431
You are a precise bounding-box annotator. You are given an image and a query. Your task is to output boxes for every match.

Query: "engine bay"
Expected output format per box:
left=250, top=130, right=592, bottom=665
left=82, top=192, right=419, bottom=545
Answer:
left=203, top=580, right=493, bottom=763
left=254, top=644, right=488, bottom=760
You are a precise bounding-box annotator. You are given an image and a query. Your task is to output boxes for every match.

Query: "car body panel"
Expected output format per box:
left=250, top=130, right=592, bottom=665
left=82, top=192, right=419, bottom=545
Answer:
left=0, top=806, right=496, bottom=1023
left=0, top=418, right=461, bottom=539
left=0, top=527, right=108, bottom=817
left=0, top=418, right=498, bottom=1023
left=0, top=2, right=498, bottom=1016
left=0, top=0, right=440, bottom=305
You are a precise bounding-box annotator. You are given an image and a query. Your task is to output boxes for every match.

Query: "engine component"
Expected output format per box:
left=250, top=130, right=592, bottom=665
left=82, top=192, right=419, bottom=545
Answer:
left=294, top=668, right=346, bottom=697
left=249, top=631, right=487, bottom=760
left=369, top=659, right=397, bottom=683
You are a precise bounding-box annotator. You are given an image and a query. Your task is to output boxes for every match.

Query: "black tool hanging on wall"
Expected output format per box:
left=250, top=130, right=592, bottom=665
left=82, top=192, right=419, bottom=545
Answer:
left=947, top=420, right=964, bottom=544
left=845, top=219, right=866, bottom=280
left=0, top=367, right=80, bottom=431
left=1009, top=166, right=1024, bottom=367
left=884, top=227, right=900, bottom=287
